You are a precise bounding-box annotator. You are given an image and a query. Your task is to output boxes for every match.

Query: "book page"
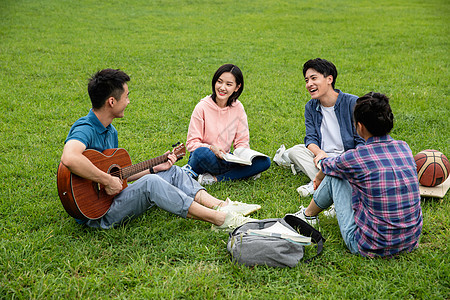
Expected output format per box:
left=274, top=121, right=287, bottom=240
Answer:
left=222, top=153, right=252, bottom=165
left=233, top=148, right=268, bottom=160
left=247, top=221, right=311, bottom=243
left=222, top=148, right=269, bottom=165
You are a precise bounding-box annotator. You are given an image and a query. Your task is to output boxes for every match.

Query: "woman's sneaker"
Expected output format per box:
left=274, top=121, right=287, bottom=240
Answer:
left=211, top=211, right=257, bottom=232
left=181, top=164, right=198, bottom=178
left=252, top=173, right=261, bottom=180
left=198, top=173, right=217, bottom=185
left=217, top=198, right=261, bottom=216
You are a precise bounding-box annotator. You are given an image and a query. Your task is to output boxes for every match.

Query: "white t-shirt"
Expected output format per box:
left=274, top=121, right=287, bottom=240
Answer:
left=320, top=105, right=344, bottom=157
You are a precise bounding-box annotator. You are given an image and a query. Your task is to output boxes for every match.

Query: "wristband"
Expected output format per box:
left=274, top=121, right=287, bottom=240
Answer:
left=317, top=159, right=323, bottom=170
left=150, top=167, right=155, bottom=174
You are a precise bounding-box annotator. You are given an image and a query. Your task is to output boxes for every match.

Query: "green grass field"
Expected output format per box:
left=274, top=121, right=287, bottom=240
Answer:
left=1, top=0, right=449, bottom=298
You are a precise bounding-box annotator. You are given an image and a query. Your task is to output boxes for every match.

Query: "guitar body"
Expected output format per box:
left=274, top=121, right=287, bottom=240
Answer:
left=57, top=148, right=131, bottom=220
left=57, top=143, right=185, bottom=221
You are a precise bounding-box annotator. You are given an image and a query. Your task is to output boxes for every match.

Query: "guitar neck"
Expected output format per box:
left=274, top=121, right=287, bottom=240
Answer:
left=121, top=153, right=169, bottom=179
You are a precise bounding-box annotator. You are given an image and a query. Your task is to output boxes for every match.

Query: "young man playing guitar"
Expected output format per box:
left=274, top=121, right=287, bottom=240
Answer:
left=60, top=68, right=259, bottom=230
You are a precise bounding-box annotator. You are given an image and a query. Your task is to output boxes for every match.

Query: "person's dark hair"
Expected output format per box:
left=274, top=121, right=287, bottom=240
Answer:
left=88, top=69, right=130, bottom=109
left=302, top=58, right=338, bottom=89
left=354, top=92, right=394, bottom=136
left=211, top=64, right=244, bottom=107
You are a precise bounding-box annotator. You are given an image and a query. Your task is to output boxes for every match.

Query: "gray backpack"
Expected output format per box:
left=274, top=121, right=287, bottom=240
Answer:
left=227, top=215, right=325, bottom=268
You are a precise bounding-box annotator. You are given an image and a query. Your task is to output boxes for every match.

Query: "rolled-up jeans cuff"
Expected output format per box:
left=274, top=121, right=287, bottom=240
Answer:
left=313, top=196, right=329, bottom=210
left=312, top=176, right=334, bottom=210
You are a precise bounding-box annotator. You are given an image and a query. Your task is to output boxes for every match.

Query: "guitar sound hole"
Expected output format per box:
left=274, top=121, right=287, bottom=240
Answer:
left=109, top=165, right=122, bottom=180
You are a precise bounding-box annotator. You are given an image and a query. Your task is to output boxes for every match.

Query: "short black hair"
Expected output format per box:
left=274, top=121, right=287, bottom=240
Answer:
left=302, top=58, right=338, bottom=89
left=354, top=92, right=394, bottom=136
left=211, top=64, right=244, bottom=107
left=88, top=69, right=130, bottom=109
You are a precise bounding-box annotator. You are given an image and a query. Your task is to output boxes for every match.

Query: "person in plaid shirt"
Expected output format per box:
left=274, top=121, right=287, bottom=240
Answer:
left=299, top=92, right=423, bottom=257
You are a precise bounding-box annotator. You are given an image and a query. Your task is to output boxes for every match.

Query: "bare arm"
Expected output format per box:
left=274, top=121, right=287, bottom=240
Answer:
left=154, top=152, right=177, bottom=172
left=307, top=143, right=328, bottom=167
left=60, top=140, right=123, bottom=195
left=127, top=151, right=178, bottom=182
left=127, top=169, right=150, bottom=182
left=313, top=169, right=326, bottom=190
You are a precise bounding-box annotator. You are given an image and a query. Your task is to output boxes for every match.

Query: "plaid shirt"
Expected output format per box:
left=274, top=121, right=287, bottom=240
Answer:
left=322, top=135, right=423, bottom=257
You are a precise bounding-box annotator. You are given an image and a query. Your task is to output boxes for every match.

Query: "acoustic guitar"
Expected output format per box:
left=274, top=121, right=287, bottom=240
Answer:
left=57, top=144, right=186, bottom=220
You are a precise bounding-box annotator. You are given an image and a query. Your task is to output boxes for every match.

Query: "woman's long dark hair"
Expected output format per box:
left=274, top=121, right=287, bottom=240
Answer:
left=211, top=64, right=244, bottom=107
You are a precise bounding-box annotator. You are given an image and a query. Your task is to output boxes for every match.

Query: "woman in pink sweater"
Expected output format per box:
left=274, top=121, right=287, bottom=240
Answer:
left=184, top=64, right=271, bottom=185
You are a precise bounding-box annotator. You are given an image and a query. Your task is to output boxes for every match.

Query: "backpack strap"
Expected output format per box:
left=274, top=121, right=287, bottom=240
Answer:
left=283, top=214, right=326, bottom=263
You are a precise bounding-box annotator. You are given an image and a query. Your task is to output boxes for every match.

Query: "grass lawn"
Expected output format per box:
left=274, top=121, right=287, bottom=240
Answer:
left=1, top=0, right=449, bottom=298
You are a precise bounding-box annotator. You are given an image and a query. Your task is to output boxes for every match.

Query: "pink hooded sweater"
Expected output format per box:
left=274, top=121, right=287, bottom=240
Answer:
left=186, top=96, right=250, bottom=153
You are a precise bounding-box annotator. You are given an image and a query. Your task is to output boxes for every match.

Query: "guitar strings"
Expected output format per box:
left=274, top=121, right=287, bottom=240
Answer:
left=107, top=154, right=170, bottom=179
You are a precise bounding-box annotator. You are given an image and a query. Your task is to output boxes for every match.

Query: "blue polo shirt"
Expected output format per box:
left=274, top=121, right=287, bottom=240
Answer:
left=65, top=109, right=118, bottom=151
left=65, top=109, right=119, bottom=224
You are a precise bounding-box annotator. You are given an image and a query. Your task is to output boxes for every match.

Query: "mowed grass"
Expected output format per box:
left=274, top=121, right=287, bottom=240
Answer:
left=1, top=0, right=449, bottom=298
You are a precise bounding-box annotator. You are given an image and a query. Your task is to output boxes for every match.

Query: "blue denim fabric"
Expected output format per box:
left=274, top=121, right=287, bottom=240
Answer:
left=313, top=175, right=359, bottom=254
left=304, top=90, right=365, bottom=151
left=188, top=147, right=271, bottom=182
left=84, top=166, right=204, bottom=229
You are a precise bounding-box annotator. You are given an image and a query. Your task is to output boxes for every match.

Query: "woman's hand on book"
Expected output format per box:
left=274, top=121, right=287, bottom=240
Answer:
left=210, top=145, right=225, bottom=160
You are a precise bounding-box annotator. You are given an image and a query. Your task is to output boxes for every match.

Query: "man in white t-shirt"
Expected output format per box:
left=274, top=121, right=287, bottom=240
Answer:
left=287, top=58, right=364, bottom=200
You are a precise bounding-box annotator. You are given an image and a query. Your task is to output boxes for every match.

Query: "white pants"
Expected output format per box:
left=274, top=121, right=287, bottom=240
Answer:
left=287, top=144, right=319, bottom=181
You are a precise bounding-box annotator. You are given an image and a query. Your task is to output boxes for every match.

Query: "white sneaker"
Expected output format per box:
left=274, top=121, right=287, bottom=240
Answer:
left=296, top=181, right=314, bottom=197
left=198, top=173, right=217, bottom=185
left=211, top=211, right=257, bottom=232
left=323, top=204, right=336, bottom=218
left=273, top=144, right=291, bottom=167
left=288, top=205, right=319, bottom=226
left=252, top=173, right=261, bottom=180
left=181, top=164, right=198, bottom=178
left=217, top=198, right=261, bottom=216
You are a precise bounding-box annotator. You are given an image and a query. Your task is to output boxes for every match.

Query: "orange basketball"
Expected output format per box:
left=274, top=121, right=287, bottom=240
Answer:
left=414, top=149, right=450, bottom=187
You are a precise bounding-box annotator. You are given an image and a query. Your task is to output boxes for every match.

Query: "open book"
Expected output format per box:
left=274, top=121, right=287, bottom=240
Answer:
left=247, top=221, right=312, bottom=245
left=222, top=148, right=269, bottom=166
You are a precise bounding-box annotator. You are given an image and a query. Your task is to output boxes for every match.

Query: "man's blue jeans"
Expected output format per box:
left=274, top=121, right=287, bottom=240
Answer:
left=313, top=175, right=359, bottom=254
left=188, top=147, right=271, bottom=182
left=84, top=166, right=205, bottom=229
